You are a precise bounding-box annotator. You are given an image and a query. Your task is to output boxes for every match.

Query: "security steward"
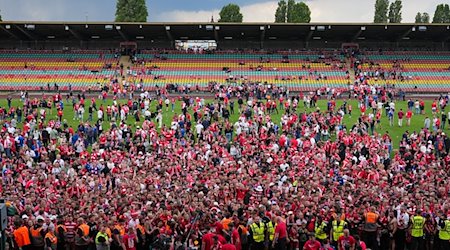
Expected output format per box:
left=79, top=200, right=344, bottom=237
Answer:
left=45, top=226, right=58, bottom=250
left=74, top=218, right=90, bottom=250
left=409, top=210, right=425, bottom=250
left=249, top=214, right=266, bottom=250
left=13, top=218, right=31, bottom=250
left=30, top=216, right=47, bottom=250
left=314, top=216, right=328, bottom=244
left=330, top=214, right=347, bottom=249
left=95, top=225, right=111, bottom=250
left=111, top=218, right=126, bottom=250
left=438, top=215, right=450, bottom=250
left=55, top=218, right=66, bottom=250
left=363, top=206, right=379, bottom=250
left=266, top=216, right=276, bottom=249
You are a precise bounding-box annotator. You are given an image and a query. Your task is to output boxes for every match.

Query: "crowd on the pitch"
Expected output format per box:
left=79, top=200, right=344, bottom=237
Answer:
left=1, top=84, right=450, bottom=250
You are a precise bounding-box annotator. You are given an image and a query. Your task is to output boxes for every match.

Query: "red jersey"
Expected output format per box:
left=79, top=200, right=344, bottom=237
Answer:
left=303, top=239, right=321, bottom=250
left=275, top=221, right=287, bottom=239
left=406, top=110, right=412, bottom=118
left=122, top=233, right=137, bottom=250
left=231, top=229, right=241, bottom=250
left=202, top=233, right=226, bottom=250
left=338, top=235, right=356, bottom=250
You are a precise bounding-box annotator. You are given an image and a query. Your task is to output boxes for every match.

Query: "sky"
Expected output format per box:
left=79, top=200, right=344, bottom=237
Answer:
left=0, top=0, right=444, bottom=23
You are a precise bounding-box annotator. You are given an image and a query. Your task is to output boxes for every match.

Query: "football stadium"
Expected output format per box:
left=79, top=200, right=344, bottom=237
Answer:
left=1, top=1, right=450, bottom=250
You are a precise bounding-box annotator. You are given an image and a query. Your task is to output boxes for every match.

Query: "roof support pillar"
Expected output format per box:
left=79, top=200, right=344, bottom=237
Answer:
left=14, top=25, right=35, bottom=40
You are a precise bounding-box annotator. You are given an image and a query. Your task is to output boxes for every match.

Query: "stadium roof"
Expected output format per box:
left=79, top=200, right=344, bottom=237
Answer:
left=0, top=21, right=449, bottom=43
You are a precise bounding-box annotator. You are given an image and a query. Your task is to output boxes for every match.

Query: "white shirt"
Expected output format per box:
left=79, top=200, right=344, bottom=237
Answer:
left=396, top=211, right=409, bottom=229
left=377, top=102, right=383, bottom=110
left=97, top=110, right=103, bottom=119
left=195, top=123, right=204, bottom=134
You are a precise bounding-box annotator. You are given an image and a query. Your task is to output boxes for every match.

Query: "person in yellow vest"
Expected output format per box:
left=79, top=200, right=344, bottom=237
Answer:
left=74, top=218, right=90, bottom=250
left=363, top=206, right=379, bottom=250
left=438, top=215, right=450, bottom=250
left=44, top=225, right=58, bottom=250
left=249, top=214, right=266, bottom=250
left=330, top=214, right=347, bottom=249
left=314, top=216, right=329, bottom=244
left=30, top=216, right=47, bottom=250
left=409, top=210, right=425, bottom=250
left=55, top=218, right=66, bottom=250
left=266, top=215, right=276, bottom=250
left=95, top=224, right=111, bottom=250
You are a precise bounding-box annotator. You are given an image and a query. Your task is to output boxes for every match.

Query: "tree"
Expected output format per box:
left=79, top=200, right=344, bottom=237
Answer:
left=433, top=4, right=450, bottom=23
left=415, top=12, right=422, bottom=23
left=446, top=4, right=450, bottom=22
left=415, top=12, right=430, bottom=23
left=421, top=12, right=430, bottom=23
left=219, top=4, right=243, bottom=22
left=115, top=0, right=148, bottom=22
left=275, top=0, right=287, bottom=23
left=374, top=0, right=389, bottom=23
left=281, top=1, right=311, bottom=23
left=388, top=0, right=402, bottom=23
left=290, top=2, right=311, bottom=23
left=286, top=0, right=296, bottom=23
left=432, top=4, right=444, bottom=23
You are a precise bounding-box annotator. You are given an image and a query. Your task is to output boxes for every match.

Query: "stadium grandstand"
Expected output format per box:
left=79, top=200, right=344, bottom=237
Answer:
left=2, top=20, right=450, bottom=250
left=0, top=22, right=449, bottom=93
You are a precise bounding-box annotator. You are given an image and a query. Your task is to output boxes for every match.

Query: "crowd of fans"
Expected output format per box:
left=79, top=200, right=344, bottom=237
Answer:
left=1, top=82, right=450, bottom=250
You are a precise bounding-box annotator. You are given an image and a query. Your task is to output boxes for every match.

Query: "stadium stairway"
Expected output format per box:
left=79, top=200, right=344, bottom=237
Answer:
left=120, top=55, right=132, bottom=69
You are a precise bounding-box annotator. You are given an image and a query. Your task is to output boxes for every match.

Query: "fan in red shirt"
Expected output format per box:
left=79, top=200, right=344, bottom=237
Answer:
left=303, top=233, right=321, bottom=250
left=338, top=229, right=355, bottom=250
left=202, top=228, right=226, bottom=250
left=122, top=228, right=138, bottom=250
left=272, top=217, right=287, bottom=249
left=406, top=110, right=413, bottom=126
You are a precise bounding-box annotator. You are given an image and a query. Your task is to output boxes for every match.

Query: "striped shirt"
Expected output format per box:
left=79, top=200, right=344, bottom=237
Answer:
left=65, top=222, right=77, bottom=241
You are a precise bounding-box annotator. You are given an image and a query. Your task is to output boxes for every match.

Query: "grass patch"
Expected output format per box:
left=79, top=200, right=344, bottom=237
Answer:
left=0, top=96, right=445, bottom=149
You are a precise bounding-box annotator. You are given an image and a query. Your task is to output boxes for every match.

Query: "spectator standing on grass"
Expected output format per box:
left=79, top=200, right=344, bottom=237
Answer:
left=406, top=109, right=412, bottom=126
left=431, top=100, right=437, bottom=114
left=441, top=111, right=447, bottom=129
left=397, top=109, right=404, bottom=127
left=414, top=100, right=420, bottom=114
left=432, top=116, right=440, bottom=132
left=424, top=117, right=431, bottom=130
left=388, top=108, right=394, bottom=127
